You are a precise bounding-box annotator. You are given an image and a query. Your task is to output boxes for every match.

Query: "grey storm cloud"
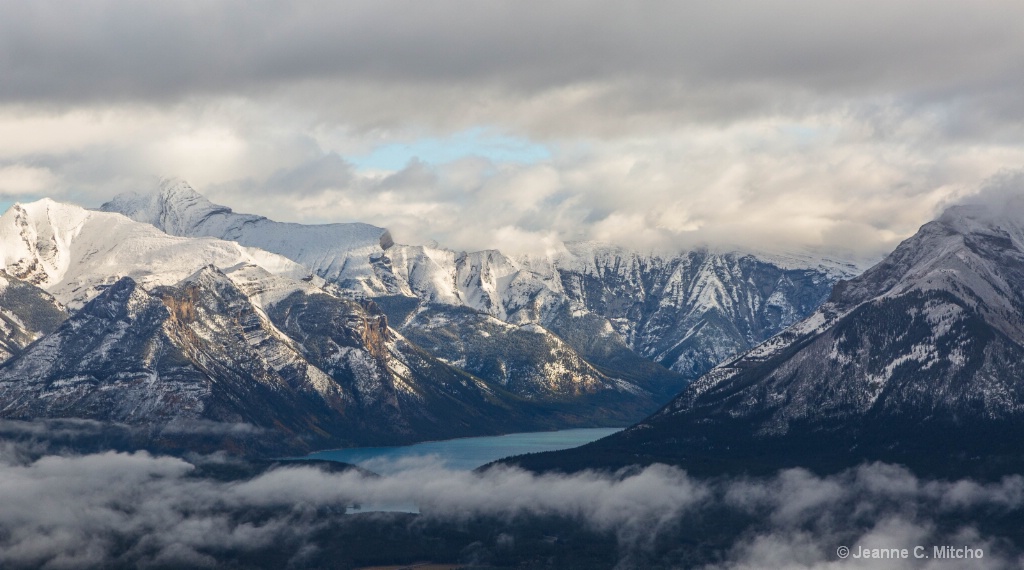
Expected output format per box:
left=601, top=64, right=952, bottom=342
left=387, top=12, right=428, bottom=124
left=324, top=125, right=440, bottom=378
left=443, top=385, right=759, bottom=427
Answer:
left=2, top=1, right=1024, bottom=133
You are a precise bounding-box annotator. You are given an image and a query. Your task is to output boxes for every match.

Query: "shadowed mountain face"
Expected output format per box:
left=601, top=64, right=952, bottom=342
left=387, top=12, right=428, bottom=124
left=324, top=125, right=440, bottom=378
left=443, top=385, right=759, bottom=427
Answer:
left=0, top=273, right=361, bottom=453
left=506, top=203, right=1024, bottom=479
left=264, top=290, right=652, bottom=437
left=545, top=245, right=841, bottom=379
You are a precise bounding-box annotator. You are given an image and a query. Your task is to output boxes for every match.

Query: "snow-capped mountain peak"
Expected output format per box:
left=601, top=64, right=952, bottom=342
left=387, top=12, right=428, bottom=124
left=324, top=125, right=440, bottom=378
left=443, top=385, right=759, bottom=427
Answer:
left=101, top=178, right=233, bottom=236
left=0, top=199, right=93, bottom=288
left=101, top=181, right=854, bottom=385
left=101, top=180, right=394, bottom=291
left=0, top=198, right=313, bottom=309
left=551, top=197, right=1024, bottom=477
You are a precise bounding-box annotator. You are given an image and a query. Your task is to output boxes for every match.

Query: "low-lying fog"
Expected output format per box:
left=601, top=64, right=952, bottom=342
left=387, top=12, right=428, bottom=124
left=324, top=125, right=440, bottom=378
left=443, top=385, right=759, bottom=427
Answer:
left=1, top=421, right=1021, bottom=569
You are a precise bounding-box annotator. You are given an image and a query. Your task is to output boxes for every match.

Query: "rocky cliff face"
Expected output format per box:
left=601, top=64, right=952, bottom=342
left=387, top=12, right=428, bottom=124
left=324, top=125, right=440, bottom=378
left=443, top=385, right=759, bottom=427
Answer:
left=0, top=272, right=348, bottom=452
left=264, top=289, right=588, bottom=441
left=545, top=243, right=846, bottom=377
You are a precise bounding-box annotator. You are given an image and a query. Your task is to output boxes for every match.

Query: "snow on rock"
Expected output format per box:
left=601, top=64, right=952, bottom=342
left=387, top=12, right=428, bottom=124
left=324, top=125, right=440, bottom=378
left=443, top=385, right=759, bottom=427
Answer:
left=102, top=179, right=392, bottom=292
left=639, top=200, right=1024, bottom=448
left=0, top=198, right=313, bottom=309
left=0, top=269, right=67, bottom=361
left=222, top=263, right=327, bottom=310
left=101, top=180, right=854, bottom=392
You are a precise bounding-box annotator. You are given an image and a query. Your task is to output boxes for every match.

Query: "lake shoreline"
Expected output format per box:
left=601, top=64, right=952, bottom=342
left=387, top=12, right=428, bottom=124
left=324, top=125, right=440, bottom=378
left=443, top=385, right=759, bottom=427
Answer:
left=291, top=427, right=624, bottom=474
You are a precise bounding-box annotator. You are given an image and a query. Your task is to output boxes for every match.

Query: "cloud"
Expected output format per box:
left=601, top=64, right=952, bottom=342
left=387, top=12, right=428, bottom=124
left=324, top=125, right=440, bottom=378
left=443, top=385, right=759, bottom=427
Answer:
left=159, top=419, right=266, bottom=437
left=0, top=433, right=1022, bottom=570
left=1, top=2, right=1023, bottom=260
left=0, top=93, right=1020, bottom=261
left=947, top=168, right=1024, bottom=218
left=189, top=120, right=1021, bottom=260
left=2, top=1, right=1024, bottom=134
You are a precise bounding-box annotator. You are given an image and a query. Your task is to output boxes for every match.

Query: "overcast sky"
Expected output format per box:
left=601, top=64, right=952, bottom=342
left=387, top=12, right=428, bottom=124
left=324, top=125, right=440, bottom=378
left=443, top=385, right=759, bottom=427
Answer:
left=2, top=1, right=1023, bottom=259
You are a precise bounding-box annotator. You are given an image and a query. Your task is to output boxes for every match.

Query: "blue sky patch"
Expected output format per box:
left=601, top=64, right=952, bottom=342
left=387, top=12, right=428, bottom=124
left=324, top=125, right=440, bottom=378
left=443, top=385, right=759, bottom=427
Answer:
left=350, top=128, right=551, bottom=171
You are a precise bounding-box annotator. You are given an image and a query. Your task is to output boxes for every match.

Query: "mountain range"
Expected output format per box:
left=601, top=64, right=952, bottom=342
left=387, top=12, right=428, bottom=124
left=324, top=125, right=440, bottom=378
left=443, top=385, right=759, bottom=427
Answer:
left=104, top=180, right=854, bottom=389
left=0, top=181, right=851, bottom=453
left=2, top=177, right=1019, bottom=479
left=507, top=197, right=1024, bottom=478
left=0, top=199, right=648, bottom=452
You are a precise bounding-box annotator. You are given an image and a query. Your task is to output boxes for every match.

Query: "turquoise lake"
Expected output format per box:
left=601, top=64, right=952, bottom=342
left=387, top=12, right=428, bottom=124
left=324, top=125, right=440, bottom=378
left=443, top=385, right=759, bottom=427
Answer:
left=305, top=427, right=622, bottom=474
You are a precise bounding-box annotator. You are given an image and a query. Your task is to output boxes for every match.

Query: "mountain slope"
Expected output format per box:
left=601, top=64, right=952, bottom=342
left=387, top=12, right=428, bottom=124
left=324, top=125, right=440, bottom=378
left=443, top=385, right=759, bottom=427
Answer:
left=104, top=182, right=851, bottom=404
left=0, top=198, right=312, bottom=309
left=101, top=179, right=393, bottom=291
left=0, top=266, right=591, bottom=454
left=388, top=304, right=659, bottom=423
left=507, top=202, right=1024, bottom=478
left=0, top=270, right=67, bottom=360
left=546, top=242, right=847, bottom=377
left=262, top=287, right=606, bottom=439
left=0, top=271, right=352, bottom=452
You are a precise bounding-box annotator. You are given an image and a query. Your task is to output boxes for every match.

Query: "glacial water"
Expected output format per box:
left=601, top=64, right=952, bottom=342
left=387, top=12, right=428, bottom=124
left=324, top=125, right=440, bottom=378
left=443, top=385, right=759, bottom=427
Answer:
left=304, top=427, right=622, bottom=475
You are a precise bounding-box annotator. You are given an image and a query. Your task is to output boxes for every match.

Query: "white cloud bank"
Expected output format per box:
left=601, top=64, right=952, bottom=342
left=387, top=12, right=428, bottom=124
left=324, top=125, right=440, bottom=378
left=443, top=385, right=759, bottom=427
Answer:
left=0, top=443, right=1022, bottom=569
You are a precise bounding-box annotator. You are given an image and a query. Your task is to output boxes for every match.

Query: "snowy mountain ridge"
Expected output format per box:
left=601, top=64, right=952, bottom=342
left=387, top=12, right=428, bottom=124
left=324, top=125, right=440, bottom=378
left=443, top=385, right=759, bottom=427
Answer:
left=0, top=198, right=314, bottom=309
left=662, top=203, right=1024, bottom=422
left=0, top=196, right=666, bottom=450
left=513, top=199, right=1024, bottom=478
left=102, top=179, right=393, bottom=291
left=104, top=181, right=853, bottom=381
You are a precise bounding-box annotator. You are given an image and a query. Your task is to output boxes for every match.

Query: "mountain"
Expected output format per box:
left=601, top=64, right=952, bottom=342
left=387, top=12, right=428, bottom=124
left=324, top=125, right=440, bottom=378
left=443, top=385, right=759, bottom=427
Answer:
left=0, top=198, right=313, bottom=309
left=227, top=258, right=665, bottom=430
left=0, top=271, right=346, bottom=451
left=507, top=201, right=1024, bottom=478
left=101, top=179, right=393, bottom=291
left=102, top=182, right=671, bottom=405
left=265, top=284, right=652, bottom=431
left=387, top=304, right=660, bottom=421
left=369, top=246, right=683, bottom=403
left=541, top=242, right=851, bottom=377
left=0, top=265, right=605, bottom=454
left=0, top=270, right=67, bottom=360
left=0, top=198, right=661, bottom=451
left=105, top=181, right=854, bottom=403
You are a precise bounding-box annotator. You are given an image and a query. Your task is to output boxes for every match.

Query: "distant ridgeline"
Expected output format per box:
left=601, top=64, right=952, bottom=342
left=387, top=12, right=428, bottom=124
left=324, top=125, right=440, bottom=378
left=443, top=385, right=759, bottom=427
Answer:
left=103, top=181, right=854, bottom=391
left=0, top=180, right=850, bottom=456
left=505, top=201, right=1024, bottom=479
